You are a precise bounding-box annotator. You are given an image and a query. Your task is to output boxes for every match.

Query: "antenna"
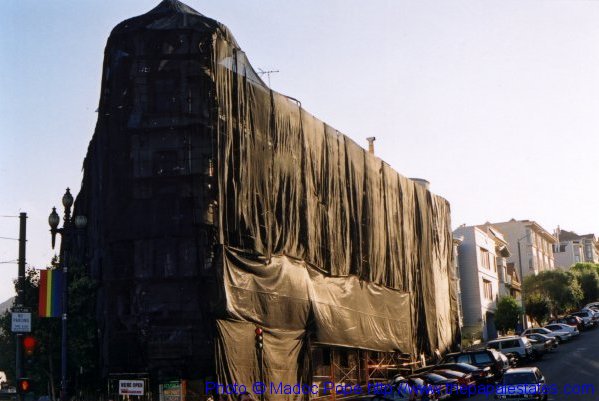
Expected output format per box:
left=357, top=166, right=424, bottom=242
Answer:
left=257, top=68, right=279, bottom=87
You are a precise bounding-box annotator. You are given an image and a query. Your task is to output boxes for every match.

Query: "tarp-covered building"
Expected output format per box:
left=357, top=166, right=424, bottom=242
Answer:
left=73, top=0, right=460, bottom=398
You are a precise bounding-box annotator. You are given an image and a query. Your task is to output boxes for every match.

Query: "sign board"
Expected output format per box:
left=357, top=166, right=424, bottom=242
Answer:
left=159, top=381, right=184, bottom=401
left=119, top=380, right=145, bottom=396
left=11, top=309, right=31, bottom=333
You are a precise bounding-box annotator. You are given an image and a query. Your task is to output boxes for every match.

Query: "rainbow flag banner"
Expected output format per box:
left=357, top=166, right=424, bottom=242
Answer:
left=38, top=269, right=64, bottom=318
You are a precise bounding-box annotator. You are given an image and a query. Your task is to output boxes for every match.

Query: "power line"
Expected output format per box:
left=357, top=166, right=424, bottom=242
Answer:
left=0, top=236, right=20, bottom=241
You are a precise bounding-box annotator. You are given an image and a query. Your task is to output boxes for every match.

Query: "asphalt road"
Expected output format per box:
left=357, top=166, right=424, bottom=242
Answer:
left=467, top=327, right=599, bottom=401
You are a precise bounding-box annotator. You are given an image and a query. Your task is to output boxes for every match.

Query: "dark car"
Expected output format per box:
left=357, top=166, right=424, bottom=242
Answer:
left=432, top=362, right=491, bottom=383
left=410, top=373, right=454, bottom=400
left=494, top=367, right=548, bottom=400
left=441, top=349, right=507, bottom=380
left=432, top=368, right=476, bottom=390
left=549, top=315, right=584, bottom=331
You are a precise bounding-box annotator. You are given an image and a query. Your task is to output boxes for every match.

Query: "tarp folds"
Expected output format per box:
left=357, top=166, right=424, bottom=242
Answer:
left=73, top=0, right=460, bottom=393
left=214, top=30, right=459, bottom=358
left=221, top=249, right=413, bottom=353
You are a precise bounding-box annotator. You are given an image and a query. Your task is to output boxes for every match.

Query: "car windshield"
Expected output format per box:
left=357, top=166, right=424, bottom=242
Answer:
left=503, top=373, right=537, bottom=385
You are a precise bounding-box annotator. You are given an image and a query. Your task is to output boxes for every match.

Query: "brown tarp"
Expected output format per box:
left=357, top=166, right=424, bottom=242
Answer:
left=213, top=17, right=459, bottom=391
left=73, top=0, right=459, bottom=396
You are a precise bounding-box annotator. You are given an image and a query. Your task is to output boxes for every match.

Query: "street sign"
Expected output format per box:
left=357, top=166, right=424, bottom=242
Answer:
left=159, top=381, right=184, bottom=401
left=119, top=380, right=145, bottom=396
left=11, top=308, right=31, bottom=333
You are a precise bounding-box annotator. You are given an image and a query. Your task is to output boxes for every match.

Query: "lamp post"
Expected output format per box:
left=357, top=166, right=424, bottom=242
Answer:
left=48, top=188, right=87, bottom=401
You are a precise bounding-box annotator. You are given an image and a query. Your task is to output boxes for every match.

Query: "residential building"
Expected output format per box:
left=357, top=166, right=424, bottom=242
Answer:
left=490, top=219, right=557, bottom=280
left=477, top=223, right=521, bottom=302
left=553, top=229, right=599, bottom=267
left=453, top=225, right=502, bottom=342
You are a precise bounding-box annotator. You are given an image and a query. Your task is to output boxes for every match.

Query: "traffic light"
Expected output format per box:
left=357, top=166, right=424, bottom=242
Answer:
left=23, top=336, right=36, bottom=357
left=255, top=327, right=263, bottom=350
left=18, top=335, right=37, bottom=394
left=18, top=378, right=31, bottom=393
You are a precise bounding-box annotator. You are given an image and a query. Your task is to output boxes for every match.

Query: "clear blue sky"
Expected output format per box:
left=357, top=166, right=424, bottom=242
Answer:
left=2, top=0, right=599, bottom=302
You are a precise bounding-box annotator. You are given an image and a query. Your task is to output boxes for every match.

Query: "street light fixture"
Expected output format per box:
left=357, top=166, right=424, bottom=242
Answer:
left=48, top=187, right=86, bottom=401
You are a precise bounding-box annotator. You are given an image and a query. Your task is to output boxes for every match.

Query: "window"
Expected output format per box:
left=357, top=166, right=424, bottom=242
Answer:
left=490, top=254, right=497, bottom=272
left=480, top=248, right=490, bottom=269
left=483, top=279, right=493, bottom=300
left=473, top=353, right=492, bottom=363
left=553, top=244, right=567, bottom=253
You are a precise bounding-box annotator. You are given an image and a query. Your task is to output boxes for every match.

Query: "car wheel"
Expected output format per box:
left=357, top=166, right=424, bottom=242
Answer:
left=555, top=336, right=561, bottom=344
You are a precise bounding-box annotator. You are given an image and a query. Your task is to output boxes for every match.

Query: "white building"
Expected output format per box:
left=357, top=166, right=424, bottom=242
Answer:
left=554, top=229, right=599, bottom=268
left=453, top=224, right=502, bottom=342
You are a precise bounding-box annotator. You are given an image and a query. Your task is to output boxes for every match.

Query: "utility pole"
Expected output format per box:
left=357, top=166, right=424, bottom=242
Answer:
left=16, top=212, right=27, bottom=401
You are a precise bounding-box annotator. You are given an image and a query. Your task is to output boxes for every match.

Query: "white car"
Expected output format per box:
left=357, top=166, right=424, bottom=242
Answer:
left=572, top=310, right=598, bottom=327
left=584, top=302, right=599, bottom=310
left=544, top=323, right=580, bottom=337
left=522, top=327, right=572, bottom=343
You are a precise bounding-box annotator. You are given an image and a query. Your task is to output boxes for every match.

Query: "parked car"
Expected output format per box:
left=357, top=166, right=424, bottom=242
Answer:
left=525, top=338, right=550, bottom=359
left=494, top=367, right=548, bottom=400
left=544, top=323, right=580, bottom=338
left=431, top=362, right=491, bottom=383
left=554, top=315, right=585, bottom=331
left=432, top=368, right=476, bottom=389
left=405, top=377, right=438, bottom=401
left=410, top=373, right=455, bottom=400
left=441, top=349, right=507, bottom=380
left=486, top=336, right=534, bottom=363
left=570, top=311, right=597, bottom=328
left=580, top=307, right=599, bottom=322
left=522, top=333, right=558, bottom=350
left=584, top=301, right=599, bottom=310
left=521, top=327, right=571, bottom=343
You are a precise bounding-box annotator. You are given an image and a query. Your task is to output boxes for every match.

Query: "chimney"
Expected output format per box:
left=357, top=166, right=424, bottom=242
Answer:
left=410, top=178, right=430, bottom=190
left=366, top=137, right=376, bottom=155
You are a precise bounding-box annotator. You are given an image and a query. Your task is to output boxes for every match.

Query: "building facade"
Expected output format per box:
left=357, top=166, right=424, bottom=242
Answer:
left=491, top=219, right=557, bottom=280
left=453, top=225, right=502, bottom=342
left=554, top=229, right=599, bottom=268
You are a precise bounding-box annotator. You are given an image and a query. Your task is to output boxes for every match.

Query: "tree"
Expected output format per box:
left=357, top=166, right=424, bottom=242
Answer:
left=523, top=293, right=551, bottom=326
left=571, top=263, right=599, bottom=305
left=494, top=295, right=522, bottom=333
left=522, top=270, right=583, bottom=317
left=0, top=261, right=99, bottom=400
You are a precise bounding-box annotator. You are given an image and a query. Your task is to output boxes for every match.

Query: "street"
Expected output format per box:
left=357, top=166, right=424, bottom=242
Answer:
left=469, top=328, right=599, bottom=401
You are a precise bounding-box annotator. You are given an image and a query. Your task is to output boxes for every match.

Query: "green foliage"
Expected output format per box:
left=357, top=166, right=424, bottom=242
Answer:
left=522, top=270, right=583, bottom=318
left=523, top=293, right=551, bottom=326
left=571, top=262, right=599, bottom=274
left=570, top=264, right=599, bottom=306
left=0, top=268, right=60, bottom=395
left=494, top=295, right=522, bottom=333
left=0, top=261, right=99, bottom=398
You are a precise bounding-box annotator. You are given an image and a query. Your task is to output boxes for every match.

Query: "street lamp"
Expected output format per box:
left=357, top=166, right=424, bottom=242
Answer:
left=48, top=188, right=87, bottom=401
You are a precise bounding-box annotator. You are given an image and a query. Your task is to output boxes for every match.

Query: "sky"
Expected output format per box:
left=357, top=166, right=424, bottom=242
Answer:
left=1, top=0, right=599, bottom=302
